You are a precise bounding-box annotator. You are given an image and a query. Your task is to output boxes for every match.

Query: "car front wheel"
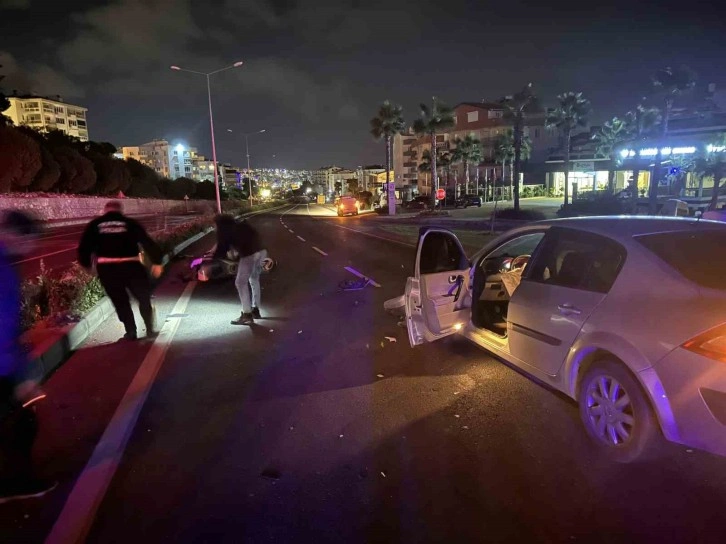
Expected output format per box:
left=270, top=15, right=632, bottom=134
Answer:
left=578, top=359, right=657, bottom=463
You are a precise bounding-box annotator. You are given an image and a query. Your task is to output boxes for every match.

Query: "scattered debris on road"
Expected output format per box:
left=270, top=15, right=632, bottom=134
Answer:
left=384, top=336, right=397, bottom=343
left=376, top=374, right=384, bottom=378
left=380, top=471, right=387, bottom=478
left=261, top=468, right=281, bottom=480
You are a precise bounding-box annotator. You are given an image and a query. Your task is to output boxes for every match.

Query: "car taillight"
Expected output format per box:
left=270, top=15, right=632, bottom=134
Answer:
left=682, top=324, right=726, bottom=362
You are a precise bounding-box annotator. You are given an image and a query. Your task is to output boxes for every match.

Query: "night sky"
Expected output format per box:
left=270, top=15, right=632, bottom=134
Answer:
left=1, top=0, right=724, bottom=169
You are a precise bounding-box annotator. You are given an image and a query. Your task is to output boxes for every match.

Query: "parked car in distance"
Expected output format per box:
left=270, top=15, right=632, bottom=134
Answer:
left=403, top=196, right=432, bottom=211
left=455, top=195, right=483, bottom=208
left=387, top=217, right=726, bottom=462
left=335, top=196, right=360, bottom=216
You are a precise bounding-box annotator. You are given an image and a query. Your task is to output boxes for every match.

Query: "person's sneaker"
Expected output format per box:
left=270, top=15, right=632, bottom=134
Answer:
left=145, top=330, right=160, bottom=340
left=0, top=479, right=58, bottom=505
left=231, top=313, right=254, bottom=326
left=119, top=332, right=138, bottom=342
left=252, top=307, right=261, bottom=319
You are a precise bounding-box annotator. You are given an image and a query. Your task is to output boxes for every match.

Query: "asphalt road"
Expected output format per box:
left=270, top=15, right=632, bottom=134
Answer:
left=12, top=214, right=202, bottom=279
left=3, top=204, right=726, bottom=543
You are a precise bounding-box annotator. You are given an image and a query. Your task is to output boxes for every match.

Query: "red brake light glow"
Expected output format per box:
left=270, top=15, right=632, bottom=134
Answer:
left=682, top=324, right=726, bottom=363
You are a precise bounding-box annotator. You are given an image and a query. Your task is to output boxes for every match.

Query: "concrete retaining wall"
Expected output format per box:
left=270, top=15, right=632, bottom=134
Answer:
left=0, top=195, right=245, bottom=221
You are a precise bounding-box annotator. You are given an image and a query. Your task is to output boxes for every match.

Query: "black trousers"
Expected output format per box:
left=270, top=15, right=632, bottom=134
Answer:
left=0, top=378, right=37, bottom=485
left=97, top=262, right=154, bottom=335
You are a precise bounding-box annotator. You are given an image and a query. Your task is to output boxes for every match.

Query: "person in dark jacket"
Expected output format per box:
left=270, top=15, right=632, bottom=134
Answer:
left=78, top=201, right=164, bottom=341
left=213, top=215, right=266, bottom=325
left=0, top=210, right=56, bottom=504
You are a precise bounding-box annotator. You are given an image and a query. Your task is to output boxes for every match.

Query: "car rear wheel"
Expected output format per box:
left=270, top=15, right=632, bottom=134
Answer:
left=578, top=359, right=657, bottom=463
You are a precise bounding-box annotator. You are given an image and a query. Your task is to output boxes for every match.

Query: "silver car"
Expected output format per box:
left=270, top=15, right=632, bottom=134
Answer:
left=391, top=217, right=726, bottom=462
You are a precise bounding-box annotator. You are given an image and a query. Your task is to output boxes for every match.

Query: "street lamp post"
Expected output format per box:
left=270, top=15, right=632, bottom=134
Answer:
left=228, top=128, right=266, bottom=205
left=170, top=61, right=244, bottom=214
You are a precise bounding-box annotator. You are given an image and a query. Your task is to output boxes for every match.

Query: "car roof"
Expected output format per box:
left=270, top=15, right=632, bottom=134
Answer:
left=534, top=216, right=726, bottom=242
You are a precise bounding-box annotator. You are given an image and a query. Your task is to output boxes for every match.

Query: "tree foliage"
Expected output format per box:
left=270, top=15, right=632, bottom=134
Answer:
left=546, top=92, right=591, bottom=206
left=53, top=146, right=96, bottom=193
left=168, top=177, right=197, bottom=200
left=0, top=126, right=42, bottom=192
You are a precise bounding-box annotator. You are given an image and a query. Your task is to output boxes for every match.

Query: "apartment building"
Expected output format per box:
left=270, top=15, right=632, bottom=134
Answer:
left=394, top=100, right=558, bottom=195
left=119, top=140, right=224, bottom=183
left=2, top=95, right=89, bottom=141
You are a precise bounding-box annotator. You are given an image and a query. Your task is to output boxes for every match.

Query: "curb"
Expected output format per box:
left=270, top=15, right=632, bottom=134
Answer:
left=24, top=226, right=216, bottom=384
left=24, top=203, right=288, bottom=383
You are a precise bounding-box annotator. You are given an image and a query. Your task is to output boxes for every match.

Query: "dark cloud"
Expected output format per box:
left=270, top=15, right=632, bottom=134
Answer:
left=0, top=51, right=85, bottom=98
left=0, top=0, right=31, bottom=9
left=2, top=0, right=725, bottom=168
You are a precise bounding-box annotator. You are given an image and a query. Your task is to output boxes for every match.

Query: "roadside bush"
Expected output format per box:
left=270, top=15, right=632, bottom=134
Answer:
left=557, top=195, right=624, bottom=217
left=20, top=216, right=216, bottom=332
left=493, top=207, right=547, bottom=221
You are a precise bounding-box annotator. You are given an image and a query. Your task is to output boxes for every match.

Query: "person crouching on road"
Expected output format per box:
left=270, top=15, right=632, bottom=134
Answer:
left=77, top=200, right=164, bottom=341
left=0, top=210, right=57, bottom=504
left=214, top=215, right=266, bottom=326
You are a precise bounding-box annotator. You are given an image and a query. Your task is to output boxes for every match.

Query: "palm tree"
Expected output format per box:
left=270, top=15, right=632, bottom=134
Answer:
left=452, top=135, right=483, bottom=195
left=501, top=83, right=539, bottom=211
left=413, top=97, right=455, bottom=206
left=623, top=104, right=661, bottom=199
left=650, top=65, right=697, bottom=213
left=546, top=92, right=591, bottom=208
left=418, top=149, right=437, bottom=192
left=370, top=100, right=406, bottom=215
left=592, top=117, right=629, bottom=193
left=493, top=131, right=514, bottom=201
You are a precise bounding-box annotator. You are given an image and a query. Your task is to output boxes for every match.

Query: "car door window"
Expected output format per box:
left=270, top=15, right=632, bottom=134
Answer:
left=419, top=231, right=467, bottom=274
left=526, top=228, right=626, bottom=293
left=481, top=232, right=546, bottom=274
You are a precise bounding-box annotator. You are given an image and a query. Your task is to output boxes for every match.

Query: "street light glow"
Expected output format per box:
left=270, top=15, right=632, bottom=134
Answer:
left=170, top=66, right=181, bottom=71
left=233, top=61, right=244, bottom=67
left=175, top=143, right=185, bottom=152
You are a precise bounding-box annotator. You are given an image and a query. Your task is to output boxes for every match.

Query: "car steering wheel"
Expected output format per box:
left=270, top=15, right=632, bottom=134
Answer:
left=510, top=255, right=530, bottom=271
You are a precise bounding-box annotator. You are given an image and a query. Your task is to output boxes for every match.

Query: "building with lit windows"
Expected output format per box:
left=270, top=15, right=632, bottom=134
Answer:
left=119, top=140, right=225, bottom=183
left=2, top=95, right=89, bottom=141
left=545, top=110, right=726, bottom=207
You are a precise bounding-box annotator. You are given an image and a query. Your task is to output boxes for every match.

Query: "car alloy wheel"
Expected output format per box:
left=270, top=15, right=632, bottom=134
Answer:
left=578, top=359, right=657, bottom=463
left=584, top=375, right=634, bottom=446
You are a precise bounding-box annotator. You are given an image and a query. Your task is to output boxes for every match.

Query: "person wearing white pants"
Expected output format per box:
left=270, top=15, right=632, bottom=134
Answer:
left=234, top=248, right=267, bottom=325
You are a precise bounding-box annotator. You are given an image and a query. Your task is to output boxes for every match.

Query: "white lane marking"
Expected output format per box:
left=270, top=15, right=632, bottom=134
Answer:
left=13, top=245, right=77, bottom=264
left=344, top=266, right=381, bottom=288
left=329, top=223, right=415, bottom=248
left=312, top=246, right=328, bottom=256
left=46, top=280, right=197, bottom=544
left=297, top=236, right=306, bottom=242
left=288, top=229, right=295, bottom=233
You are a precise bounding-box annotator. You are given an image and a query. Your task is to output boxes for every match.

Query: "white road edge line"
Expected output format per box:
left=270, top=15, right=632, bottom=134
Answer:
left=344, top=266, right=381, bottom=288
left=297, top=236, right=306, bottom=242
left=46, top=280, right=198, bottom=544
left=288, top=229, right=294, bottom=233
left=312, top=246, right=328, bottom=256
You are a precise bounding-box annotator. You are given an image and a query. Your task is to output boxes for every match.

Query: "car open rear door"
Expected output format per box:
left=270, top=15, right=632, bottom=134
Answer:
left=405, top=228, right=472, bottom=346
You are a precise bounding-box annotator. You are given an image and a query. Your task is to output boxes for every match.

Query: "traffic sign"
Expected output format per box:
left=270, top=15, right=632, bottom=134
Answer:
left=435, top=188, right=445, bottom=200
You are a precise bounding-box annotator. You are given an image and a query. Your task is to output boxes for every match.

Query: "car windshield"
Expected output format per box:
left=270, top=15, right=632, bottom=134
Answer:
left=636, top=229, right=726, bottom=290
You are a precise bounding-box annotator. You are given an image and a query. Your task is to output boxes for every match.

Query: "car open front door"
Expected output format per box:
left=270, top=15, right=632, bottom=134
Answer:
left=405, top=228, right=472, bottom=346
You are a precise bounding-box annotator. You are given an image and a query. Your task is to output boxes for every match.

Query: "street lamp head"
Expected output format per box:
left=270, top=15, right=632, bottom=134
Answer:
left=170, top=66, right=181, bottom=71
left=227, top=129, right=233, bottom=133
left=259, top=129, right=266, bottom=134
left=233, top=61, right=244, bottom=67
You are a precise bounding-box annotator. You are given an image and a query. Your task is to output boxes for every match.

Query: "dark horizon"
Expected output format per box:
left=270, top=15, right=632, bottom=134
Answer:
left=1, top=0, right=725, bottom=170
